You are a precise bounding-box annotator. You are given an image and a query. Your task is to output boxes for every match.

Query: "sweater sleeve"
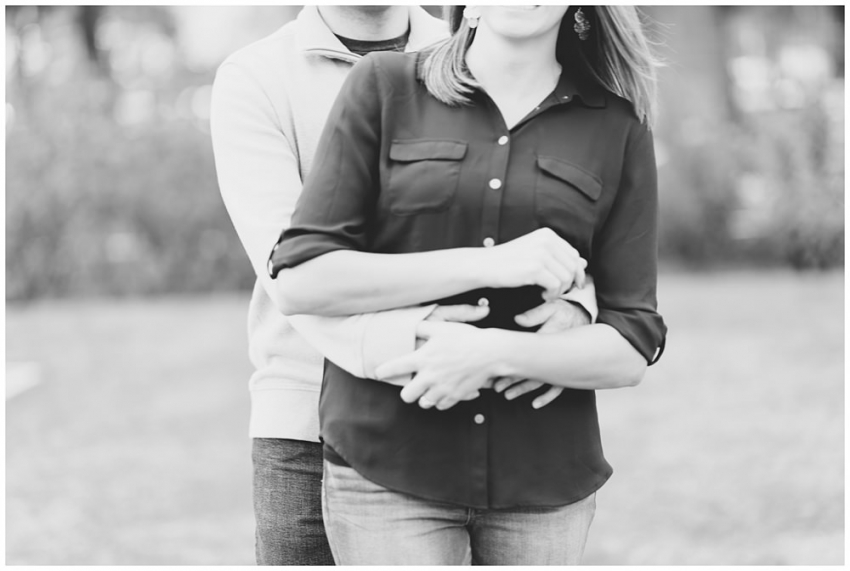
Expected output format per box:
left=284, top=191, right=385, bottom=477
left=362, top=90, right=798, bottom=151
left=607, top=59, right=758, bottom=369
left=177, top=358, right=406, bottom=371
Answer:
left=210, top=57, right=423, bottom=378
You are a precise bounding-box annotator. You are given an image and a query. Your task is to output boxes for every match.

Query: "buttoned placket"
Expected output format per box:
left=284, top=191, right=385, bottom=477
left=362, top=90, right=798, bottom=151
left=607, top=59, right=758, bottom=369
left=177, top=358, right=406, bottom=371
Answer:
left=476, top=89, right=575, bottom=252
left=467, top=90, right=577, bottom=506
left=480, top=128, right=510, bottom=250
left=468, top=394, right=490, bottom=507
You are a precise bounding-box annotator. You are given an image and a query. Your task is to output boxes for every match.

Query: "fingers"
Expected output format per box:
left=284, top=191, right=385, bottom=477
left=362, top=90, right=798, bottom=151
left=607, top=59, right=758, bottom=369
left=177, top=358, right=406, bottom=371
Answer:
left=532, top=386, right=564, bottom=409
left=435, top=396, right=459, bottom=411
left=543, top=255, right=575, bottom=297
left=399, top=377, right=429, bottom=404
left=428, top=304, right=490, bottom=324
left=399, top=368, right=475, bottom=410
left=547, top=246, right=586, bottom=292
left=496, top=379, right=563, bottom=408
left=375, top=353, right=419, bottom=381
left=536, top=301, right=590, bottom=333
left=403, top=384, right=463, bottom=411
left=537, top=229, right=586, bottom=291
left=514, top=300, right=558, bottom=328
left=534, top=266, right=562, bottom=301
left=413, top=319, right=444, bottom=341
left=575, top=257, right=587, bottom=289
left=529, top=249, right=584, bottom=299
left=493, top=376, right=521, bottom=393
left=504, top=380, right=544, bottom=400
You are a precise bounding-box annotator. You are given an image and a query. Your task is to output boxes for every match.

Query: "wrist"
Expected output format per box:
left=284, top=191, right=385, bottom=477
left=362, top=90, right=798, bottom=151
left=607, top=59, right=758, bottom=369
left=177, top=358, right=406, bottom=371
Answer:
left=482, top=328, right=515, bottom=378
left=461, top=247, right=496, bottom=289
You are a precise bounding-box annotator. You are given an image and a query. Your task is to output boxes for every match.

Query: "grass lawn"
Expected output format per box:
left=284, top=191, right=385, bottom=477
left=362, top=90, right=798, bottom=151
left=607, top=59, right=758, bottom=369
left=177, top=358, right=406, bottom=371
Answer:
left=5, top=269, right=844, bottom=565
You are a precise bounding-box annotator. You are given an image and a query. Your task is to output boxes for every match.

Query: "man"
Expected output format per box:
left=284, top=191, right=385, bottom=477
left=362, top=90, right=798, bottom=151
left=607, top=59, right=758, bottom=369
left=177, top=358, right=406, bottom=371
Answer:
left=210, top=5, right=596, bottom=565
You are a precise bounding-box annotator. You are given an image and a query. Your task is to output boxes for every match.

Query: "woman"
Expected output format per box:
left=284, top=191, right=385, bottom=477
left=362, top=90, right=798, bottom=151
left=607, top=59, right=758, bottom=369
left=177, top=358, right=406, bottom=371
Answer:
left=269, top=5, right=667, bottom=565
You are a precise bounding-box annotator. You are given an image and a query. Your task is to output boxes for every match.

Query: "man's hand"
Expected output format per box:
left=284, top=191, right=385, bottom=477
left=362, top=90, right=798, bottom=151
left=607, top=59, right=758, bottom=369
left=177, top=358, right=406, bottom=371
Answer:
left=375, top=320, right=500, bottom=411
left=493, top=299, right=591, bottom=408
left=417, top=304, right=490, bottom=348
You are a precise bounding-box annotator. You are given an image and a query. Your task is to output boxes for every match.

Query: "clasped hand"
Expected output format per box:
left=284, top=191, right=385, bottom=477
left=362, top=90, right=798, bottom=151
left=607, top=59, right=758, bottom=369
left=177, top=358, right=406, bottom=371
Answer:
left=374, top=298, right=591, bottom=411
left=479, top=228, right=587, bottom=301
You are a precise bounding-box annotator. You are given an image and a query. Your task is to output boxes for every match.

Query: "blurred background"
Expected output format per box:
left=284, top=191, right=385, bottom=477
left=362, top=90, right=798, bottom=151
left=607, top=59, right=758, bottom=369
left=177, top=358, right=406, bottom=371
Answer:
left=5, top=5, right=844, bottom=565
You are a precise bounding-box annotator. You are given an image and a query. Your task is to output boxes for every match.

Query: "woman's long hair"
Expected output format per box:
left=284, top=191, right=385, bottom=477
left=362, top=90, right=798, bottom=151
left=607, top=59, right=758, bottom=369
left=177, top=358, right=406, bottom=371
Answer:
left=421, top=6, right=662, bottom=125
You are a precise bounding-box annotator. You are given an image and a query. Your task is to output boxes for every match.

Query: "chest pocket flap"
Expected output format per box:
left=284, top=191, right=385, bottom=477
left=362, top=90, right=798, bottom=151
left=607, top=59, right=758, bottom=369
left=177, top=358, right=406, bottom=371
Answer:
left=390, top=139, right=468, bottom=162
left=537, top=156, right=602, bottom=201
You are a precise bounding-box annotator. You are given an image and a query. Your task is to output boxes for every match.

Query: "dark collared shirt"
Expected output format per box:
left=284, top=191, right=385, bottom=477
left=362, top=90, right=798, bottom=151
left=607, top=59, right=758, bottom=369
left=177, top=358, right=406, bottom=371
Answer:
left=270, top=52, right=667, bottom=509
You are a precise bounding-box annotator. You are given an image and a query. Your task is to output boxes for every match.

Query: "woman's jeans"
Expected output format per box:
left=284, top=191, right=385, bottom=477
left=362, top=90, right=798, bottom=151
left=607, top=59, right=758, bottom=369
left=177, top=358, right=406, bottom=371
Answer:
left=322, top=461, right=596, bottom=565
left=252, top=438, right=335, bottom=565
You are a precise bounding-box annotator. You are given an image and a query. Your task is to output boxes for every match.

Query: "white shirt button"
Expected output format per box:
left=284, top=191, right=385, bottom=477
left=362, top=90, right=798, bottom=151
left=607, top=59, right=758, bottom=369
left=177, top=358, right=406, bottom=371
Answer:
left=498, top=135, right=509, bottom=145
left=489, top=178, right=502, bottom=190
left=477, top=297, right=489, bottom=307
left=482, top=237, right=495, bottom=248
left=474, top=414, right=485, bottom=425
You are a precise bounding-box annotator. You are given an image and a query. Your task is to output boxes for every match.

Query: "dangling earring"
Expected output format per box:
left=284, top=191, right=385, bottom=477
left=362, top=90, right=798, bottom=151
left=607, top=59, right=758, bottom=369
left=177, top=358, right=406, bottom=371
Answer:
left=463, top=5, right=481, bottom=29
left=574, top=8, right=591, bottom=41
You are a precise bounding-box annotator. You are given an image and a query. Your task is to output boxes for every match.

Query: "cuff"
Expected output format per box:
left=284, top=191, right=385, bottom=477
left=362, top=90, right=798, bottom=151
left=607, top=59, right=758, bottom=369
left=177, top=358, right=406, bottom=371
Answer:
left=561, top=276, right=598, bottom=323
left=596, top=307, right=667, bottom=365
left=361, top=304, right=438, bottom=381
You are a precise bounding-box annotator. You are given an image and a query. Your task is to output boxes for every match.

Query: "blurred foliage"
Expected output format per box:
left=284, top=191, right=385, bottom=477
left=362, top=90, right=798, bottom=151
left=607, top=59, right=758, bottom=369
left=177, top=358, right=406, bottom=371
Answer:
left=6, top=7, right=255, bottom=300
left=658, top=96, right=844, bottom=269
left=652, top=5, right=844, bottom=270
left=745, top=103, right=844, bottom=268
left=4, top=6, right=845, bottom=302
left=6, top=82, right=255, bottom=299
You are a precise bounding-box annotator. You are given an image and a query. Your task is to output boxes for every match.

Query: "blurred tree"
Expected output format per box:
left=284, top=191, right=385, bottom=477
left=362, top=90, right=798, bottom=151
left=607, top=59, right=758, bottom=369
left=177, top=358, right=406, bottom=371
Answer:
left=646, top=5, right=843, bottom=269
left=76, top=6, right=104, bottom=68
left=832, top=6, right=844, bottom=75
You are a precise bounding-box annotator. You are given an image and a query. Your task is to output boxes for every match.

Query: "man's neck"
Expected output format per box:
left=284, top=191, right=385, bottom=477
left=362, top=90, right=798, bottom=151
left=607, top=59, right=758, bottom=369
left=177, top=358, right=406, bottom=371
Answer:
left=318, top=6, right=410, bottom=41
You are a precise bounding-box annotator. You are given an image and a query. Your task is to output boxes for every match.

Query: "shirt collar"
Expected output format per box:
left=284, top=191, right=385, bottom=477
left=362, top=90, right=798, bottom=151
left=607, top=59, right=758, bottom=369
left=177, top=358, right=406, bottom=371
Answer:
left=296, top=5, right=448, bottom=62
left=554, top=69, right=607, bottom=109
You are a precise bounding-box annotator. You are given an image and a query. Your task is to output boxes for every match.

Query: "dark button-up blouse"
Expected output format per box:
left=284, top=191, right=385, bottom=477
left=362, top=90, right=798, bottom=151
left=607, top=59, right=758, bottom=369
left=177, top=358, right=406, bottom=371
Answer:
left=270, top=51, right=667, bottom=509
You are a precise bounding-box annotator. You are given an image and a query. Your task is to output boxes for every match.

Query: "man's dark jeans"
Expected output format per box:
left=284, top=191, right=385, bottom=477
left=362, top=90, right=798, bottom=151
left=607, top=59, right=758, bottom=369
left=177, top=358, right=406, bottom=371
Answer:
left=253, top=438, right=335, bottom=565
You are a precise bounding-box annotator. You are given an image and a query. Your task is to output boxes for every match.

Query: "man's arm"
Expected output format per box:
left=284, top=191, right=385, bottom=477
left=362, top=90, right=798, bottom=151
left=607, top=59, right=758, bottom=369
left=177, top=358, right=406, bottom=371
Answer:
left=209, top=59, right=431, bottom=378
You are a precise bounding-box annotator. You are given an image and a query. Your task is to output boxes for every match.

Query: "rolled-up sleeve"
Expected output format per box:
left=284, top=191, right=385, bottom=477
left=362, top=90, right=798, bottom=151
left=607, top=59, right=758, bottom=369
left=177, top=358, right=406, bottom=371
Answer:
left=268, top=55, right=382, bottom=277
left=591, top=122, right=667, bottom=364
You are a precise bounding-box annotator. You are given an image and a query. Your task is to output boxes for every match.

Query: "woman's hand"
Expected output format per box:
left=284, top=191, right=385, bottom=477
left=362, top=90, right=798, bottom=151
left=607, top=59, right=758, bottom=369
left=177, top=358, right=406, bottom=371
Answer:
left=476, top=228, right=587, bottom=301
left=375, top=321, right=504, bottom=411
left=492, top=298, right=592, bottom=408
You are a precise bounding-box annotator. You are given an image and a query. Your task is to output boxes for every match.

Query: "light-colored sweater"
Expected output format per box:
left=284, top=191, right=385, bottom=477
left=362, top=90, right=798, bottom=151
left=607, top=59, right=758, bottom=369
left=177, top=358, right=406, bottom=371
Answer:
left=210, top=6, right=448, bottom=440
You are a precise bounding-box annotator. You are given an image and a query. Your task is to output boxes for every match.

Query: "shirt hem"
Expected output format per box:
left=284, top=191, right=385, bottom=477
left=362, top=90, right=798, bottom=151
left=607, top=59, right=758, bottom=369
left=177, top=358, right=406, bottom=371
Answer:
left=324, top=444, right=613, bottom=510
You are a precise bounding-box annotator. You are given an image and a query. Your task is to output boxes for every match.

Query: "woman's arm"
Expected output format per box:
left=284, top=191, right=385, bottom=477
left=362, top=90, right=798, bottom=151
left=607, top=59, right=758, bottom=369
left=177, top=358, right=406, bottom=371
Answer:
left=273, top=228, right=586, bottom=316
left=496, top=324, right=646, bottom=388
left=374, top=321, right=644, bottom=410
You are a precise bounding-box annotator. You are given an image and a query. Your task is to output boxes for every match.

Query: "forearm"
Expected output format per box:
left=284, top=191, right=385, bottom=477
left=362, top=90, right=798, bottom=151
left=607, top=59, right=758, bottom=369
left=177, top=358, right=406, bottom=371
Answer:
left=275, top=248, right=486, bottom=316
left=488, top=323, right=647, bottom=390
left=287, top=305, right=436, bottom=379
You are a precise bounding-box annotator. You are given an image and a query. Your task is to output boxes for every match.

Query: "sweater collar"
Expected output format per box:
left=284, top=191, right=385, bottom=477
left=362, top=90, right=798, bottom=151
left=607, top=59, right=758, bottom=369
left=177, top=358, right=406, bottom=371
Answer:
left=296, top=6, right=448, bottom=62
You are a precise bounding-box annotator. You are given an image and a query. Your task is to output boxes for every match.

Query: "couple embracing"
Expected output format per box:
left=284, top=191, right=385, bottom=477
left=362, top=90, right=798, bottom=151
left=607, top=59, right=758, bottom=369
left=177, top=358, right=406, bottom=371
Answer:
left=211, top=5, right=666, bottom=566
